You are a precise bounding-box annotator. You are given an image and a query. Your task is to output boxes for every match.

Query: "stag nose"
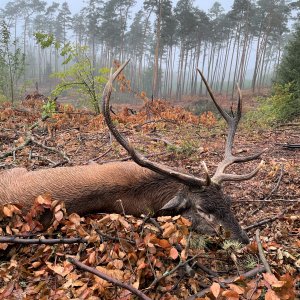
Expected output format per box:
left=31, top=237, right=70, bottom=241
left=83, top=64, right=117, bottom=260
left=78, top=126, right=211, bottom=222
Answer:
left=235, top=230, right=250, bottom=244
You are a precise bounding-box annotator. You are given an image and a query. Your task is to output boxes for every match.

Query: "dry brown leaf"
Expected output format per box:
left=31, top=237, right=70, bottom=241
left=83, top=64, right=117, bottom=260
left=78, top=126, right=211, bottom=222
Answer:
left=263, top=273, right=278, bottom=285
left=210, top=282, right=221, bottom=298
left=169, top=247, right=179, bottom=260
left=3, top=206, right=12, bottom=217
left=69, top=213, right=81, bottom=226
left=265, top=290, right=281, bottom=300
left=36, top=195, right=52, bottom=205
left=222, top=289, right=240, bottom=300
left=228, top=284, right=244, bottom=295
left=55, top=210, right=64, bottom=222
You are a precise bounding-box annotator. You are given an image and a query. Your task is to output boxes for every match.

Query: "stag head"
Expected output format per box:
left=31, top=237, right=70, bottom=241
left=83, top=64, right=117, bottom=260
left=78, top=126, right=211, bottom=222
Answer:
left=102, top=60, right=264, bottom=244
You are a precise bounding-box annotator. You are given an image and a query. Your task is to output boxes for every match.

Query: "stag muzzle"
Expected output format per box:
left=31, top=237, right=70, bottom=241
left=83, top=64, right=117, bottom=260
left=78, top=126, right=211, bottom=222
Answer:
left=189, top=210, right=250, bottom=244
left=220, top=217, right=250, bottom=244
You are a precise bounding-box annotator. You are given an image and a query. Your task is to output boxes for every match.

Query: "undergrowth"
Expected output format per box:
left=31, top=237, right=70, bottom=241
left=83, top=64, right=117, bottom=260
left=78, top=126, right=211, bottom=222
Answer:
left=245, top=83, right=300, bottom=127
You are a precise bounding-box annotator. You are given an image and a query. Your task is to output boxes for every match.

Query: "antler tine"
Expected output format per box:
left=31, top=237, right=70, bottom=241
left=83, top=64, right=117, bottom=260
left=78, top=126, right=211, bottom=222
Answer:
left=213, top=160, right=265, bottom=183
left=197, top=68, right=231, bottom=124
left=102, top=60, right=208, bottom=187
left=197, top=69, right=264, bottom=184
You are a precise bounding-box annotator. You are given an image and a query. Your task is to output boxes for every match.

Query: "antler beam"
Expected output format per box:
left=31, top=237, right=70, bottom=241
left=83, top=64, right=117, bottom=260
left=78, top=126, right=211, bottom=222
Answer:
left=102, top=60, right=209, bottom=187
left=197, top=68, right=265, bottom=184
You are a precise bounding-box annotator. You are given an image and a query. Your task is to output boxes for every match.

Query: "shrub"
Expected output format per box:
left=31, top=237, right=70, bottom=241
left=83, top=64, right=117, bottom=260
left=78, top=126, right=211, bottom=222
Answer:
left=245, top=82, right=300, bottom=126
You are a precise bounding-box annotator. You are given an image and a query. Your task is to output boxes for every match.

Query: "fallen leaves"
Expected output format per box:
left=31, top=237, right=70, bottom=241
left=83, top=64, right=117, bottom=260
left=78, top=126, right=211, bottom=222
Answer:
left=0, top=99, right=299, bottom=299
left=0, top=196, right=298, bottom=299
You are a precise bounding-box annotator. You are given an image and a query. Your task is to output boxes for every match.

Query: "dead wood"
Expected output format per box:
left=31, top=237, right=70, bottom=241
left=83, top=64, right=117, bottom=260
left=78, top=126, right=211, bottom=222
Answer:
left=68, top=257, right=152, bottom=300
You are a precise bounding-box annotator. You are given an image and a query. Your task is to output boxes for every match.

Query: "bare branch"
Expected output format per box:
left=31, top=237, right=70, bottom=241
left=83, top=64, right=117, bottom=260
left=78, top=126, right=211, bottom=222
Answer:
left=255, top=229, right=272, bottom=274
left=244, top=207, right=290, bottom=231
left=68, top=257, right=152, bottom=300
left=0, top=236, right=86, bottom=244
left=187, top=265, right=266, bottom=300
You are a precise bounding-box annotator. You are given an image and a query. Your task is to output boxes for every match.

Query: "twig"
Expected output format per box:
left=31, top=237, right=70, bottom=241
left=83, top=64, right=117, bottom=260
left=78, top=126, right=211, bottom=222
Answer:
left=92, top=147, right=112, bottom=161
left=94, top=229, right=135, bottom=245
left=245, top=165, right=284, bottom=220
left=276, top=143, right=300, bottom=149
left=187, top=265, right=266, bottom=300
left=0, top=236, right=86, bottom=245
left=148, top=218, right=163, bottom=233
left=116, top=199, right=126, bottom=216
left=140, top=215, right=162, bottom=236
left=248, top=274, right=262, bottom=300
left=29, top=115, right=50, bottom=130
left=30, top=139, right=70, bottom=163
left=149, top=137, right=177, bottom=148
left=0, top=137, right=32, bottom=159
left=0, top=115, right=69, bottom=164
left=255, top=229, right=272, bottom=274
left=50, top=160, right=69, bottom=168
left=264, top=164, right=284, bottom=201
left=195, top=262, right=219, bottom=277
left=68, top=257, right=151, bottom=300
left=30, top=153, right=57, bottom=165
left=244, top=207, right=289, bottom=231
left=146, top=254, right=200, bottom=290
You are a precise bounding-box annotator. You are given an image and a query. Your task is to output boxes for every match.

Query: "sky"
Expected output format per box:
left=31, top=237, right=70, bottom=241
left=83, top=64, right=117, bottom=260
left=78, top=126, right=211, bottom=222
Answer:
left=0, top=0, right=234, bottom=14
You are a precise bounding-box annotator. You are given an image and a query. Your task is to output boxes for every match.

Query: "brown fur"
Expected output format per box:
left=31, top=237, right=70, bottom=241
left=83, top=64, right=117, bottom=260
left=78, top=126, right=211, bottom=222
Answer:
left=0, top=161, right=250, bottom=243
left=0, top=162, right=180, bottom=216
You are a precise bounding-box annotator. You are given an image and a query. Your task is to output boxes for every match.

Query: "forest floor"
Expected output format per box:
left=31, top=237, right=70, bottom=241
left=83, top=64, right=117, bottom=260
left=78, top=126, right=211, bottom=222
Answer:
left=0, top=93, right=299, bottom=299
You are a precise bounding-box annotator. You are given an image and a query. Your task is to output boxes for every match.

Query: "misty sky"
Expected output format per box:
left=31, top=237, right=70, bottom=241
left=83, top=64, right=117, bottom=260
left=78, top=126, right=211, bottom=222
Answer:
left=0, top=0, right=234, bottom=14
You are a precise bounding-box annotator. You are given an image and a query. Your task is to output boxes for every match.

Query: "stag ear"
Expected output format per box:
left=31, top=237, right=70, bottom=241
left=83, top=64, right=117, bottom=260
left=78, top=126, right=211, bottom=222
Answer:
left=159, top=192, right=190, bottom=213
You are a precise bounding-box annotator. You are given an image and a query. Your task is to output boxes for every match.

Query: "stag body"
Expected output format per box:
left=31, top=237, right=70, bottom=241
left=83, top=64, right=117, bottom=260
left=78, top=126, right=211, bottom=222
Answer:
left=0, top=162, right=178, bottom=215
left=0, top=61, right=264, bottom=245
left=0, top=161, right=249, bottom=243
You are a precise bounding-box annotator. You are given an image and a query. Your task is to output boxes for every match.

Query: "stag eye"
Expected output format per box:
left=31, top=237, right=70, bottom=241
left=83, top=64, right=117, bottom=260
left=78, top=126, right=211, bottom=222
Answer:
left=189, top=186, right=205, bottom=193
left=196, top=204, right=209, bottom=214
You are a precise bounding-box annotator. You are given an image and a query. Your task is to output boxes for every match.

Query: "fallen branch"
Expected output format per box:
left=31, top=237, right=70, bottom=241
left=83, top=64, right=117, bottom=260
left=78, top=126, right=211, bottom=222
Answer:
left=29, top=115, right=50, bottom=130
left=0, top=236, right=86, bottom=245
left=0, top=115, right=70, bottom=164
left=68, top=257, right=151, bottom=300
left=0, top=137, right=32, bottom=159
left=95, top=229, right=135, bottom=245
left=92, top=147, right=112, bottom=161
left=244, top=207, right=289, bottom=231
left=255, top=229, right=272, bottom=274
left=276, top=143, right=300, bottom=149
left=245, top=165, right=284, bottom=220
left=146, top=254, right=200, bottom=290
left=31, top=139, right=70, bottom=163
left=187, top=265, right=266, bottom=300
left=264, top=164, right=284, bottom=201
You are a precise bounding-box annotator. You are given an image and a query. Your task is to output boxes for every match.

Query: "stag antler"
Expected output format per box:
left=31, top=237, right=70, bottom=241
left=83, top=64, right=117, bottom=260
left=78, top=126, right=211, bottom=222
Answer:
left=197, top=69, right=265, bottom=184
left=102, top=60, right=209, bottom=187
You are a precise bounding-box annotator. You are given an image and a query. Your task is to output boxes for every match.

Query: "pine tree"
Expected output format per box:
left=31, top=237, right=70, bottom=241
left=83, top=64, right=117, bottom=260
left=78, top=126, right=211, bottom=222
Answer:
left=277, top=25, right=300, bottom=89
